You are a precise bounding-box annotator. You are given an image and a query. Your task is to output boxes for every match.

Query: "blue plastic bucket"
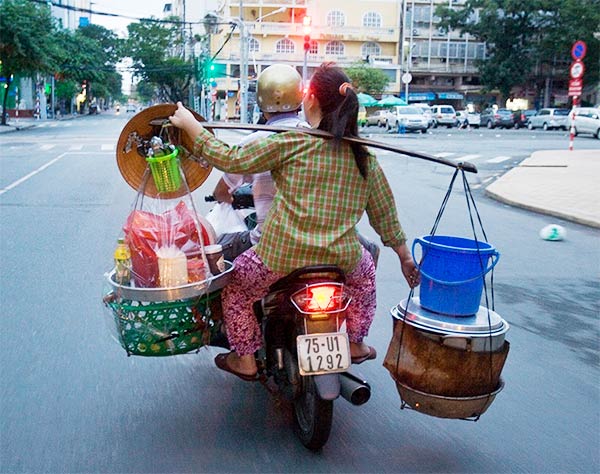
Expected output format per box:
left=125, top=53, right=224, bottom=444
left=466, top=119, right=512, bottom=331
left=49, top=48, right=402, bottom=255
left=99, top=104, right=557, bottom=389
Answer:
left=412, top=235, right=500, bottom=316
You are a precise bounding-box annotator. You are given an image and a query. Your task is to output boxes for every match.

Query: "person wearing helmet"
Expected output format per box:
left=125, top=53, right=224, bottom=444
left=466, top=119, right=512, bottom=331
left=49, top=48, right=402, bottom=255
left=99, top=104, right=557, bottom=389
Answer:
left=211, top=64, right=308, bottom=261
left=170, top=63, right=419, bottom=380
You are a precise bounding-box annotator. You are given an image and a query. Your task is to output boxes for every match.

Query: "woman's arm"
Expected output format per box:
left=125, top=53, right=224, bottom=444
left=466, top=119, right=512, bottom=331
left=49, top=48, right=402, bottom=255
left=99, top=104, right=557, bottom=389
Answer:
left=169, top=102, right=285, bottom=174
left=365, top=158, right=420, bottom=288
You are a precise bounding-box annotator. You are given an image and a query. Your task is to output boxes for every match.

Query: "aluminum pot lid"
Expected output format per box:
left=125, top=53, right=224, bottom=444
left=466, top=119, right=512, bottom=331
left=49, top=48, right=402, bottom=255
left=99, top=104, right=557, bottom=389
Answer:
left=392, top=297, right=507, bottom=335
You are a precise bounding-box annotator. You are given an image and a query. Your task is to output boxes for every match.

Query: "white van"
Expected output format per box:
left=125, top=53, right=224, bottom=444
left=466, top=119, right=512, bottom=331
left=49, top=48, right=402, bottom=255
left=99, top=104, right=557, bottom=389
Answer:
left=430, top=104, right=457, bottom=128
left=569, top=107, right=600, bottom=139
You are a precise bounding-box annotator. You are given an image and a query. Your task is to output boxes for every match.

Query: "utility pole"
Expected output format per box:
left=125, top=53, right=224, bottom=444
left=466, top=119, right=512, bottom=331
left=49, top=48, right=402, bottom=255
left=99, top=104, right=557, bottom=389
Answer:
left=239, top=0, right=248, bottom=123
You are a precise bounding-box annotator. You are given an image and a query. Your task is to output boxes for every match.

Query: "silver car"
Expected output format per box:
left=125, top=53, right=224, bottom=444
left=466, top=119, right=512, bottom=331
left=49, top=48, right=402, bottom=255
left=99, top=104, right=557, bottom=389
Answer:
left=569, top=107, right=600, bottom=139
left=528, top=108, right=569, bottom=131
left=384, top=106, right=429, bottom=132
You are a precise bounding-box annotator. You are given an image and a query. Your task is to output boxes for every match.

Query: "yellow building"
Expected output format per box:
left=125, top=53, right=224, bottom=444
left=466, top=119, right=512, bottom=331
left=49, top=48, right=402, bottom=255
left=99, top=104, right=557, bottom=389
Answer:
left=206, top=0, right=487, bottom=120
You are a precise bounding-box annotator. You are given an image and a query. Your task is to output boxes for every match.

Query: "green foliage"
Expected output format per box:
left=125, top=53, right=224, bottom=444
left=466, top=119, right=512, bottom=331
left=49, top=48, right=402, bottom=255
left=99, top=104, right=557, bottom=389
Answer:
left=0, top=1, right=123, bottom=121
left=0, top=0, right=58, bottom=123
left=436, top=0, right=600, bottom=103
left=345, top=62, right=389, bottom=96
left=125, top=18, right=194, bottom=103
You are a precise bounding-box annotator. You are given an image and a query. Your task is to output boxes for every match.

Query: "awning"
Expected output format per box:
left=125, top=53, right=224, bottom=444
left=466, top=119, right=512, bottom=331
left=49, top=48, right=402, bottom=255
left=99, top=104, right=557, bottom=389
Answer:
left=401, top=92, right=436, bottom=102
left=438, top=92, right=464, bottom=100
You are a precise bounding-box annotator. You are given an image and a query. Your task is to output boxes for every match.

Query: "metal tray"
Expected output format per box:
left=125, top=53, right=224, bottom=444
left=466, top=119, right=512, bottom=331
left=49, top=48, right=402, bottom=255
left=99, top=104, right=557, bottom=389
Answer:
left=105, top=260, right=234, bottom=302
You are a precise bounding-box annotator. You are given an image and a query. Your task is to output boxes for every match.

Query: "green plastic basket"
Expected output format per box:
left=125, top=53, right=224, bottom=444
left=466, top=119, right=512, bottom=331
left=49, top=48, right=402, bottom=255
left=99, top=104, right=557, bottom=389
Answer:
left=145, top=147, right=181, bottom=193
left=107, top=292, right=221, bottom=356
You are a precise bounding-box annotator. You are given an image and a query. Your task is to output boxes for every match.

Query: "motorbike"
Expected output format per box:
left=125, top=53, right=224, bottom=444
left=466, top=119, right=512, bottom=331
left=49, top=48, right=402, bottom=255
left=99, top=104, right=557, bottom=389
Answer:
left=206, top=188, right=372, bottom=451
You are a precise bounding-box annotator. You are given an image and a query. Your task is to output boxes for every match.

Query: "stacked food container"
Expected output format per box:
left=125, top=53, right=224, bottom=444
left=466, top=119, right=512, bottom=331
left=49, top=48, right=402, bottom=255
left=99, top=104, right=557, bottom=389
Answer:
left=384, top=235, right=510, bottom=420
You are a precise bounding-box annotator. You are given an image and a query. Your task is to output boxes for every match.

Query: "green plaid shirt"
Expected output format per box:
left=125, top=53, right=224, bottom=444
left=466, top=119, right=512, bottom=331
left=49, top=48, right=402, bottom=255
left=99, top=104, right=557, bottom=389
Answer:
left=195, top=129, right=406, bottom=274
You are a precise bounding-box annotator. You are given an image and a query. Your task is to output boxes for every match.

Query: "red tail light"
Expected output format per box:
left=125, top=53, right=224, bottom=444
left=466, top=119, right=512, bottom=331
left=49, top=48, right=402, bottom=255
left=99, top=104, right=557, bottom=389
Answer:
left=291, top=283, right=350, bottom=314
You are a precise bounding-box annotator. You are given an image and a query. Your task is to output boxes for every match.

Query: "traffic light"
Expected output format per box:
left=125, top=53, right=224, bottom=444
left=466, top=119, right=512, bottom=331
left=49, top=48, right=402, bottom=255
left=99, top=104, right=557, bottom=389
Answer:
left=303, top=16, right=311, bottom=52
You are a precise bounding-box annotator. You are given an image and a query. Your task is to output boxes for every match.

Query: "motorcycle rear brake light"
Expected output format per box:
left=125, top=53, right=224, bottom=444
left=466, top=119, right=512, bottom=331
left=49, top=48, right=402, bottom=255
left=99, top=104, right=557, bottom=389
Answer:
left=291, top=283, right=350, bottom=314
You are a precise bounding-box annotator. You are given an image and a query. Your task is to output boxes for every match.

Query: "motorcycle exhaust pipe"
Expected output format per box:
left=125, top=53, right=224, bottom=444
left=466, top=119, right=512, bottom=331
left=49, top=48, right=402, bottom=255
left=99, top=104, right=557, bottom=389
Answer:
left=339, top=372, right=371, bottom=406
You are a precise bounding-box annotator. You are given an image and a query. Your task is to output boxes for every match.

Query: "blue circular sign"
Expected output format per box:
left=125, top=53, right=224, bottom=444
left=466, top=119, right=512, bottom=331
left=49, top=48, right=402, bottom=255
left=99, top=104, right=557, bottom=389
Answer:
left=571, top=41, right=587, bottom=60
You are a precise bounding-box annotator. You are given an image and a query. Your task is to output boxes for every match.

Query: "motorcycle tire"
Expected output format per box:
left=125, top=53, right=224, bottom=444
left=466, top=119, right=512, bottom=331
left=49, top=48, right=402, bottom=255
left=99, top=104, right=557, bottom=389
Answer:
left=293, top=375, right=334, bottom=451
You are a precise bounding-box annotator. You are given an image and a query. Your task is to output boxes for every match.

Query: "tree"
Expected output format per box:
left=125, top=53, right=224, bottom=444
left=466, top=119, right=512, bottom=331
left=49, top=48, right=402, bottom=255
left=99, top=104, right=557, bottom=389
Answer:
left=0, top=0, right=58, bottom=124
left=436, top=0, right=600, bottom=106
left=125, top=18, right=194, bottom=104
left=345, top=62, right=390, bottom=96
left=53, top=25, right=124, bottom=110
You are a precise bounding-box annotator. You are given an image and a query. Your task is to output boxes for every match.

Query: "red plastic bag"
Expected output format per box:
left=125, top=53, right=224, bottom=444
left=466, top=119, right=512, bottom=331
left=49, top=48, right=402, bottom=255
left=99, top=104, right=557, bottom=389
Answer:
left=124, top=201, right=213, bottom=287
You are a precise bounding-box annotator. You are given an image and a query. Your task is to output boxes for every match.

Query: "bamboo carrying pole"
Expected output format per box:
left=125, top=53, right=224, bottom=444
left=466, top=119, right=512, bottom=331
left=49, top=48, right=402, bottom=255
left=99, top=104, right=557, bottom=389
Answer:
left=195, top=122, right=478, bottom=174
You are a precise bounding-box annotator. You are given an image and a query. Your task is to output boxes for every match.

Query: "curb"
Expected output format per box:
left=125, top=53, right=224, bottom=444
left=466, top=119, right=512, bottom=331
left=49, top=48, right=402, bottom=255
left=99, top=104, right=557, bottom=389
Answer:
left=484, top=187, right=600, bottom=229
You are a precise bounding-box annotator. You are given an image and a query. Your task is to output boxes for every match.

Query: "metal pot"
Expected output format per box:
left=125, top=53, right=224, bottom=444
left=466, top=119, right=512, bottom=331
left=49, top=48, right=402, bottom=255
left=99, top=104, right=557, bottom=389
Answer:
left=392, top=297, right=509, bottom=352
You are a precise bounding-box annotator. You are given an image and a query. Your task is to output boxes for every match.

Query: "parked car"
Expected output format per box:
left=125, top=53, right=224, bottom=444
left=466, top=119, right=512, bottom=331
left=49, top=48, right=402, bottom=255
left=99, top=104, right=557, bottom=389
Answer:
left=568, top=107, right=600, bottom=139
left=480, top=108, right=516, bottom=129
left=456, top=110, right=481, bottom=128
left=412, top=103, right=434, bottom=128
left=513, top=109, right=537, bottom=128
left=430, top=104, right=457, bottom=128
left=383, top=105, right=429, bottom=133
left=365, top=110, right=388, bottom=127
left=527, top=108, right=569, bottom=130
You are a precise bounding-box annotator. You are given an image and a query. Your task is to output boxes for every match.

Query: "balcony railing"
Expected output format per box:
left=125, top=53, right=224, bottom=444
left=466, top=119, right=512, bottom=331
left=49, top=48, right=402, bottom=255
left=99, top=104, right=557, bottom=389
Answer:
left=242, top=22, right=399, bottom=43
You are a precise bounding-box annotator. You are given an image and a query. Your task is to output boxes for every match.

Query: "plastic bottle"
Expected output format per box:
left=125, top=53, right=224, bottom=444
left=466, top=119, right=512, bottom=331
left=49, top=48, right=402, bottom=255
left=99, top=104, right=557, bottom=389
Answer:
left=114, top=237, right=132, bottom=285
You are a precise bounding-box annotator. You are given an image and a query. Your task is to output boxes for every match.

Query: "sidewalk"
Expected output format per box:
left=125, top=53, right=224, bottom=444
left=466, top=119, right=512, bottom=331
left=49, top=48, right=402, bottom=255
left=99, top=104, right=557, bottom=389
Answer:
left=0, top=114, right=80, bottom=133
left=0, top=117, right=38, bottom=133
left=485, top=149, right=600, bottom=228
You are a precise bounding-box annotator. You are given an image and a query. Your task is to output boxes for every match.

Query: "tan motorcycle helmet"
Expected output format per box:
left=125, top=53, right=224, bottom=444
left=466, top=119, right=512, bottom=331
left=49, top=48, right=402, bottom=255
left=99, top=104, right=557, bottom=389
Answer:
left=256, top=64, right=303, bottom=113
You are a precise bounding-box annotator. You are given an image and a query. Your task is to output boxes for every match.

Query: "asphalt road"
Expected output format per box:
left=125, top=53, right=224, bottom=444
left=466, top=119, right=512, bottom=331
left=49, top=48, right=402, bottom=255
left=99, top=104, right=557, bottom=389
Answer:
left=1, top=112, right=598, bottom=474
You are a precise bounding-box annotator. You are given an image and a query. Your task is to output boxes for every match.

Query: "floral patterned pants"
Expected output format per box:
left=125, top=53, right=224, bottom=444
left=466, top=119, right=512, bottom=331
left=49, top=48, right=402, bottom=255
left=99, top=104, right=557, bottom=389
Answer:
left=221, top=248, right=377, bottom=355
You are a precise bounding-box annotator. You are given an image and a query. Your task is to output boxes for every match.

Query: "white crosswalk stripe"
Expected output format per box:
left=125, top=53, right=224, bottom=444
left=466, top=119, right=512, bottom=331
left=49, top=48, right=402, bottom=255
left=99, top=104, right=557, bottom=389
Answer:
left=453, top=154, right=481, bottom=161
left=69, top=145, right=83, bottom=151
left=101, top=144, right=114, bottom=151
left=434, top=152, right=455, bottom=158
left=39, top=144, right=56, bottom=151
left=487, top=155, right=512, bottom=163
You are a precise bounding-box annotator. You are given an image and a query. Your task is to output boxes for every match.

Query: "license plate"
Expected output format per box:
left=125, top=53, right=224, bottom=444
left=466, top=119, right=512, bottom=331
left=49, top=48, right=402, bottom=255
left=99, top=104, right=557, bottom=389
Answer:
left=297, top=332, right=351, bottom=376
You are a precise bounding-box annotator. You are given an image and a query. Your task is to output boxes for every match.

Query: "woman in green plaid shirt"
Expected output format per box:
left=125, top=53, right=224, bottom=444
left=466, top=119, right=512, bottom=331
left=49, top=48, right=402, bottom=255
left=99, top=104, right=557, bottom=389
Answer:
left=170, top=63, right=420, bottom=380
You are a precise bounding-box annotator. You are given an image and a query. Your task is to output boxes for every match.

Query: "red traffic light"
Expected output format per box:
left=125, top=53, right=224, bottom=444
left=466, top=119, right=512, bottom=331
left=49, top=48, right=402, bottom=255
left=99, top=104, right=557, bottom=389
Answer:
left=302, top=15, right=311, bottom=52
left=304, top=35, right=311, bottom=52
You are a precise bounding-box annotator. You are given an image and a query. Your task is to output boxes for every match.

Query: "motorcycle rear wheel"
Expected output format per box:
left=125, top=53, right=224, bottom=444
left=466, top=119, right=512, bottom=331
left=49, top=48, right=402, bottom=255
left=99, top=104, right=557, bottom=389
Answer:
left=293, top=375, right=334, bottom=451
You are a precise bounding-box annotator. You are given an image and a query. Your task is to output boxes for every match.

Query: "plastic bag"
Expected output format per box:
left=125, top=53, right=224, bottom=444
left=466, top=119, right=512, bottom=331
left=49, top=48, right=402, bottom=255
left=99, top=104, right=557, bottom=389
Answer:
left=205, top=202, right=248, bottom=239
left=124, top=200, right=213, bottom=287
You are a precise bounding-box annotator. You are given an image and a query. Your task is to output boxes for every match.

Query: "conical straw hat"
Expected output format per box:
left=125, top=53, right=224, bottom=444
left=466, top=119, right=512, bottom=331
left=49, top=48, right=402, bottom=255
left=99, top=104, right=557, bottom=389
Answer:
left=116, top=103, right=212, bottom=198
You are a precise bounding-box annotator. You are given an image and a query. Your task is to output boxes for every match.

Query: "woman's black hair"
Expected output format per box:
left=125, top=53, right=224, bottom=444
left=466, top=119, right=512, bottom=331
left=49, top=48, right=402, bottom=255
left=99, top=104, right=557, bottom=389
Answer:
left=309, top=62, right=370, bottom=179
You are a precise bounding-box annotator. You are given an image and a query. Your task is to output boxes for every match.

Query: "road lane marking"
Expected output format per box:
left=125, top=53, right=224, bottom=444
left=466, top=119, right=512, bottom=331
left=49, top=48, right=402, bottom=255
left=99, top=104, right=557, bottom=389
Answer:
left=40, top=144, right=56, bottom=151
left=487, top=155, right=512, bottom=163
left=69, top=145, right=83, bottom=151
left=0, top=153, right=66, bottom=196
left=434, top=152, right=455, bottom=158
left=101, top=144, right=114, bottom=151
left=454, top=154, right=481, bottom=161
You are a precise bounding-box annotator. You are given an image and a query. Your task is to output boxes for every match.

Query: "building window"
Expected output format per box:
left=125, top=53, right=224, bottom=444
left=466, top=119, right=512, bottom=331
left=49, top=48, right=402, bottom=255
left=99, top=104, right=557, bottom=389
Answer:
left=362, top=12, right=381, bottom=28
left=326, top=10, right=345, bottom=27
left=248, top=37, right=260, bottom=54
left=309, top=40, right=318, bottom=55
left=275, top=38, right=295, bottom=54
left=361, top=42, right=381, bottom=58
left=325, top=41, right=345, bottom=56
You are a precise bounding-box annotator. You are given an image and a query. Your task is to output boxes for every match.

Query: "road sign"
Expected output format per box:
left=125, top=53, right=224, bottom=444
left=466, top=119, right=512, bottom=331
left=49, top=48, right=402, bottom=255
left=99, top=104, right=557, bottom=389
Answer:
left=568, top=78, right=583, bottom=96
left=401, top=72, right=412, bottom=84
left=571, top=40, right=587, bottom=61
left=570, top=61, right=585, bottom=79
